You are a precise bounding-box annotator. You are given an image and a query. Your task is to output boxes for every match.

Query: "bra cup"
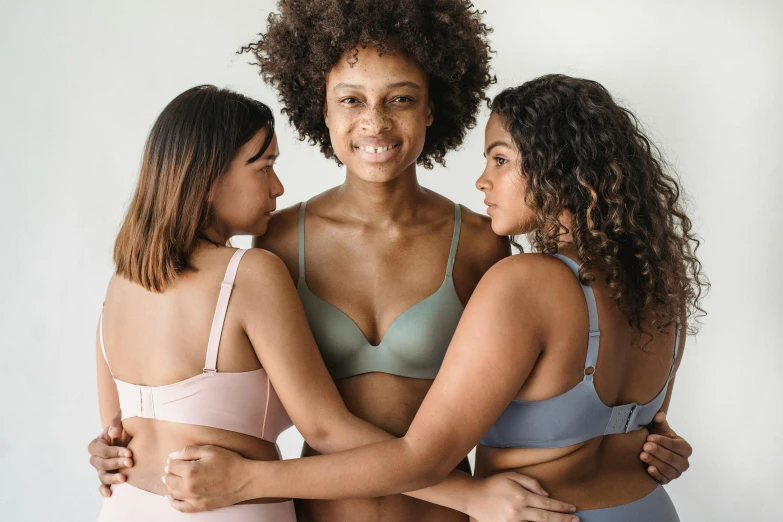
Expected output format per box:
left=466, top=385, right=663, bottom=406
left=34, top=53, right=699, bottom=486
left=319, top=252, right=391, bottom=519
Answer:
left=299, top=280, right=464, bottom=380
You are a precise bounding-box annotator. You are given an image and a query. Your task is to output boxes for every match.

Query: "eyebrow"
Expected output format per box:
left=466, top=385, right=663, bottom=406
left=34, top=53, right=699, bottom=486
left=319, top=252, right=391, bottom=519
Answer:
left=332, top=81, right=422, bottom=92
left=247, top=151, right=279, bottom=165
left=484, top=140, right=513, bottom=156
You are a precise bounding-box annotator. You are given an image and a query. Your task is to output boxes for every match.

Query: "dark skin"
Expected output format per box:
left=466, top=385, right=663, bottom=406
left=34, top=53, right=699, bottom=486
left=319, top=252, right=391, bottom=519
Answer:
left=89, top=49, right=692, bottom=521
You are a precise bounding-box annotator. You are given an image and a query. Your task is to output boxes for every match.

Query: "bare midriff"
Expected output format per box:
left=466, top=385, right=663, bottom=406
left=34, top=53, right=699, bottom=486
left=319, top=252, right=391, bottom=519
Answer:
left=122, top=418, right=290, bottom=504
left=474, top=429, right=658, bottom=517
left=296, top=372, right=470, bottom=522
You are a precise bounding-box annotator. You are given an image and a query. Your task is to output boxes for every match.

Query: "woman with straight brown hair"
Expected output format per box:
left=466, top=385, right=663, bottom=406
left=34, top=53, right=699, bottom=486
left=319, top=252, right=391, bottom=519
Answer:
left=94, top=84, right=582, bottom=522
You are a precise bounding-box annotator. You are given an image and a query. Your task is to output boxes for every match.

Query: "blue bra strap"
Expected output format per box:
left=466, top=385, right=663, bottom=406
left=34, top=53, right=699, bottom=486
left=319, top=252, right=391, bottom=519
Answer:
left=550, top=254, right=600, bottom=379
left=298, top=201, right=307, bottom=283
left=445, top=204, right=462, bottom=278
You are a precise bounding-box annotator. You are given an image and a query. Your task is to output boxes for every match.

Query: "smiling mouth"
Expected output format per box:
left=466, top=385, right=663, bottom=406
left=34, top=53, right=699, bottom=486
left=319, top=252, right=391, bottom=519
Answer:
left=355, top=143, right=400, bottom=154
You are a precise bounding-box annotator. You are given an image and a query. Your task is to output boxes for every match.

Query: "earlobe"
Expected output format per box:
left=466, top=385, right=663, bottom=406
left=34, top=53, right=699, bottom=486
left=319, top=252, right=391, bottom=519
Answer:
left=426, top=102, right=434, bottom=127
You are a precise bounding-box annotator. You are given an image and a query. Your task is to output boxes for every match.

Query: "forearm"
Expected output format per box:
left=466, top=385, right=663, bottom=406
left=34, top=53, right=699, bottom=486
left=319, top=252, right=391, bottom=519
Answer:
left=306, top=413, right=475, bottom=512
left=243, top=437, right=449, bottom=501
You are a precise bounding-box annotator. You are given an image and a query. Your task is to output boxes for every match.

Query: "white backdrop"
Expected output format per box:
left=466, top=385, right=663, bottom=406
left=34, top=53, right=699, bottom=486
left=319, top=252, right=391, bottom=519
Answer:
left=1, top=1, right=781, bottom=520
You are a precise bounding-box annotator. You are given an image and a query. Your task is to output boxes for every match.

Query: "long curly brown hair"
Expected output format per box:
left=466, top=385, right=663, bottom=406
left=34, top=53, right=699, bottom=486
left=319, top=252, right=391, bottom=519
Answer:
left=241, top=0, right=494, bottom=168
left=492, top=75, right=708, bottom=336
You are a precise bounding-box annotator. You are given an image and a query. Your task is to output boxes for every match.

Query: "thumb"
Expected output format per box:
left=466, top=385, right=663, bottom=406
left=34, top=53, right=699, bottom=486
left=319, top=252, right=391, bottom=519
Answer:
left=108, top=411, right=124, bottom=440
left=650, top=411, right=675, bottom=436
left=169, top=445, right=213, bottom=462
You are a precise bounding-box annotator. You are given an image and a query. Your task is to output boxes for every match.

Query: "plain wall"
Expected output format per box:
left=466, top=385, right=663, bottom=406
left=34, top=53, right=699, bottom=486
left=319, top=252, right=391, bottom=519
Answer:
left=1, top=1, right=781, bottom=520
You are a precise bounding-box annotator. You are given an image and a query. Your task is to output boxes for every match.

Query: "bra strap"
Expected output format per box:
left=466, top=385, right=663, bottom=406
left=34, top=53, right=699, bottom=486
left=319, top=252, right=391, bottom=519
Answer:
left=98, top=307, right=113, bottom=376
left=445, top=204, right=462, bottom=278
left=204, top=249, right=249, bottom=373
left=550, top=254, right=600, bottom=379
left=298, top=201, right=307, bottom=284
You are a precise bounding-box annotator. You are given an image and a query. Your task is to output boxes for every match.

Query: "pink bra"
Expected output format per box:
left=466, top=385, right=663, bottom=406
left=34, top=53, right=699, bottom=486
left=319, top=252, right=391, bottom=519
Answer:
left=99, top=249, right=292, bottom=443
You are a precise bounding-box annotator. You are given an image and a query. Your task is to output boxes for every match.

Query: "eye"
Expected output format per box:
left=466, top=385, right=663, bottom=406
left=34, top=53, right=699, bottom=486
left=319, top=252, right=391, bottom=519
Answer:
left=340, top=97, right=359, bottom=105
left=494, top=156, right=507, bottom=166
left=392, top=96, right=413, bottom=103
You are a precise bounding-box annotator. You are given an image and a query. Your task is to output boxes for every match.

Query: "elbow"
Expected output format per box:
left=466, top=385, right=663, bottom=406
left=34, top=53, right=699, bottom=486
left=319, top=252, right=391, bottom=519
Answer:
left=399, top=437, right=455, bottom=490
left=299, top=425, right=333, bottom=453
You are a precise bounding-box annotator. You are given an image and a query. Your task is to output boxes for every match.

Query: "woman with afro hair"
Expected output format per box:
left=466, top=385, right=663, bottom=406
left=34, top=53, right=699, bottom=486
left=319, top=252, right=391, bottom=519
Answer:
left=90, top=1, right=693, bottom=520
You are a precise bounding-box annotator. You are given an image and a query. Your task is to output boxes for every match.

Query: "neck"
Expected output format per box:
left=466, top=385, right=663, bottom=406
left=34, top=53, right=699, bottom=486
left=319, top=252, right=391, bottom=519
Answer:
left=334, top=164, right=427, bottom=225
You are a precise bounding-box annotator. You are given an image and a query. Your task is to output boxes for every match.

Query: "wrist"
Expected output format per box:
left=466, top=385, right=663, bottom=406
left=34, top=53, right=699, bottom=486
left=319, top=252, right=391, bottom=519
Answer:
left=240, top=459, right=277, bottom=502
left=461, top=476, right=484, bottom=518
left=463, top=477, right=487, bottom=519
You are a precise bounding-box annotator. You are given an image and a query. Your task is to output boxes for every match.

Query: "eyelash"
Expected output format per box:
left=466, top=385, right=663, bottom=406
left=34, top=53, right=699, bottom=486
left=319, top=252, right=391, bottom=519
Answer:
left=494, top=156, right=507, bottom=166
left=339, top=96, right=414, bottom=105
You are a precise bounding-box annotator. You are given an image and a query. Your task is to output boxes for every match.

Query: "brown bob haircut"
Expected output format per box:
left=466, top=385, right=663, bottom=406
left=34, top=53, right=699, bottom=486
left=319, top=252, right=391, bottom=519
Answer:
left=114, top=85, right=275, bottom=292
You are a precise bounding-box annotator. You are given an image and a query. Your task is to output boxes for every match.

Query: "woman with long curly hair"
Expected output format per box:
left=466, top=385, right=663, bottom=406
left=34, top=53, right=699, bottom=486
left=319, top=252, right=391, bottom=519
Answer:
left=91, top=0, right=694, bottom=518
left=163, top=74, right=707, bottom=521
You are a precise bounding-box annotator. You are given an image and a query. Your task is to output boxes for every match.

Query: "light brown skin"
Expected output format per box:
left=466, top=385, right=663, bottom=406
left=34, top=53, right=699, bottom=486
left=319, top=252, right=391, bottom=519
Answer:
left=161, top=95, right=694, bottom=515
left=96, top=131, right=286, bottom=502
left=90, top=70, right=580, bottom=522
left=91, top=50, right=691, bottom=520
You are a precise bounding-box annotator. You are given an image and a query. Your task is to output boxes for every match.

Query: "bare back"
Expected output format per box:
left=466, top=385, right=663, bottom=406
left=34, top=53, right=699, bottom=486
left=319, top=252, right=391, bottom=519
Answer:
left=474, top=251, right=685, bottom=510
left=96, top=247, right=281, bottom=501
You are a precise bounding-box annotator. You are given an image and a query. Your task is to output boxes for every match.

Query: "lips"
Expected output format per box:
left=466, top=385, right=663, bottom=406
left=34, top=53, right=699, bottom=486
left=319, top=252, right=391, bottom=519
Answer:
left=484, top=200, right=497, bottom=215
left=353, top=141, right=401, bottom=163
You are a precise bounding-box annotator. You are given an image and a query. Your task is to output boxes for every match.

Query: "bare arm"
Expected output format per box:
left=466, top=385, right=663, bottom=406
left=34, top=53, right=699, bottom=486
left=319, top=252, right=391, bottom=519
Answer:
left=205, top=256, right=548, bottom=501
left=640, top=324, right=692, bottom=483
left=165, top=251, right=573, bottom=518
left=91, top=317, right=133, bottom=496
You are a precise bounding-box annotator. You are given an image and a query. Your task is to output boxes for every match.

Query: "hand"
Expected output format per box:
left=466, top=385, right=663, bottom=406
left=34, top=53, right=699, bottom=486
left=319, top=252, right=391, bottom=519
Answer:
left=640, top=411, right=692, bottom=484
left=466, top=472, right=578, bottom=522
left=87, top=411, right=134, bottom=498
left=163, top=445, right=253, bottom=513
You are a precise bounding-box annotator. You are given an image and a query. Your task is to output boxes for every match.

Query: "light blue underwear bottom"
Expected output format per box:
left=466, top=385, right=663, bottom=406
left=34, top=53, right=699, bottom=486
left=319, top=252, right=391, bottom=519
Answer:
left=574, top=485, right=679, bottom=522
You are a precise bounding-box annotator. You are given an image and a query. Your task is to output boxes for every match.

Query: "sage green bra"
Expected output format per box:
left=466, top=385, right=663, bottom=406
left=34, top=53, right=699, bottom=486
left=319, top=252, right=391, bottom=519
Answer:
left=296, top=201, right=465, bottom=380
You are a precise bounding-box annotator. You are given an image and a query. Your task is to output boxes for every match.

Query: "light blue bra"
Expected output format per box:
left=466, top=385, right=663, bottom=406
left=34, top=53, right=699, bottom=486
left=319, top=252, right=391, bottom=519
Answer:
left=296, top=201, right=465, bottom=380
left=480, top=254, right=680, bottom=449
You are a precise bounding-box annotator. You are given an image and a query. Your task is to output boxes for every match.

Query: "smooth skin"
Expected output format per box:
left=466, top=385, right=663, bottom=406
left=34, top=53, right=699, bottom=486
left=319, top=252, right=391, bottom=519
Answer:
left=91, top=49, right=691, bottom=520
left=162, top=111, right=692, bottom=516
left=94, top=125, right=578, bottom=521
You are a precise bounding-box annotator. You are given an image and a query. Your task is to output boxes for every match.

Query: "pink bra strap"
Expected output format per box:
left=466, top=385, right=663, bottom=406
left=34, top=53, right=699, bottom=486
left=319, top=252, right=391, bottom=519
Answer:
left=98, top=309, right=113, bottom=376
left=204, top=249, right=249, bottom=372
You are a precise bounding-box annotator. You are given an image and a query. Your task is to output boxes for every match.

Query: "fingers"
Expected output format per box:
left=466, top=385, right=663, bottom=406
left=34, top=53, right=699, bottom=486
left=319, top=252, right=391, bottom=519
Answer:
left=90, top=455, right=134, bottom=472
left=519, top=507, right=580, bottom=522
left=98, top=470, right=128, bottom=486
left=645, top=464, right=670, bottom=485
left=162, top=472, right=185, bottom=493
left=642, top=452, right=679, bottom=483
left=166, top=455, right=197, bottom=478
left=99, top=484, right=112, bottom=498
left=108, top=411, right=124, bottom=441
left=648, top=411, right=674, bottom=436
left=167, top=496, right=199, bottom=513
left=647, top=433, right=692, bottom=459
left=643, top=440, right=689, bottom=471
left=169, top=444, right=212, bottom=462
left=505, top=472, right=549, bottom=497
left=88, top=437, right=132, bottom=460
left=524, top=492, right=577, bottom=514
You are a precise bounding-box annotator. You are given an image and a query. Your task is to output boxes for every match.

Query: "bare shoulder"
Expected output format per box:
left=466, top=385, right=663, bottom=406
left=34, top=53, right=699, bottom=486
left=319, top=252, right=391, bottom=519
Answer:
left=475, top=253, right=582, bottom=307
left=236, top=247, right=290, bottom=285
left=458, top=205, right=511, bottom=275
left=251, top=202, right=302, bottom=281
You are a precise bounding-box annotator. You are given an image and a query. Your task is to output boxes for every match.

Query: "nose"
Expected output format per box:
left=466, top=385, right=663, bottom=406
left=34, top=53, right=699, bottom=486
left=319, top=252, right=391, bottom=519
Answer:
left=270, top=169, right=284, bottom=198
left=475, top=165, right=491, bottom=192
left=360, top=103, right=392, bottom=134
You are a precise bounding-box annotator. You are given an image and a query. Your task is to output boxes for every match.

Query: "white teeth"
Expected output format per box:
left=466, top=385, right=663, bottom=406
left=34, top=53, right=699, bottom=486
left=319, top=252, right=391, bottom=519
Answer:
left=359, top=145, right=394, bottom=153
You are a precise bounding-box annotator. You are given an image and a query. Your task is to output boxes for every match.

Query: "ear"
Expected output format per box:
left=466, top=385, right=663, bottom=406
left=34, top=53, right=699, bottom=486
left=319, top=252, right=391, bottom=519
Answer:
left=323, top=101, right=330, bottom=129
left=426, top=99, right=434, bottom=127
